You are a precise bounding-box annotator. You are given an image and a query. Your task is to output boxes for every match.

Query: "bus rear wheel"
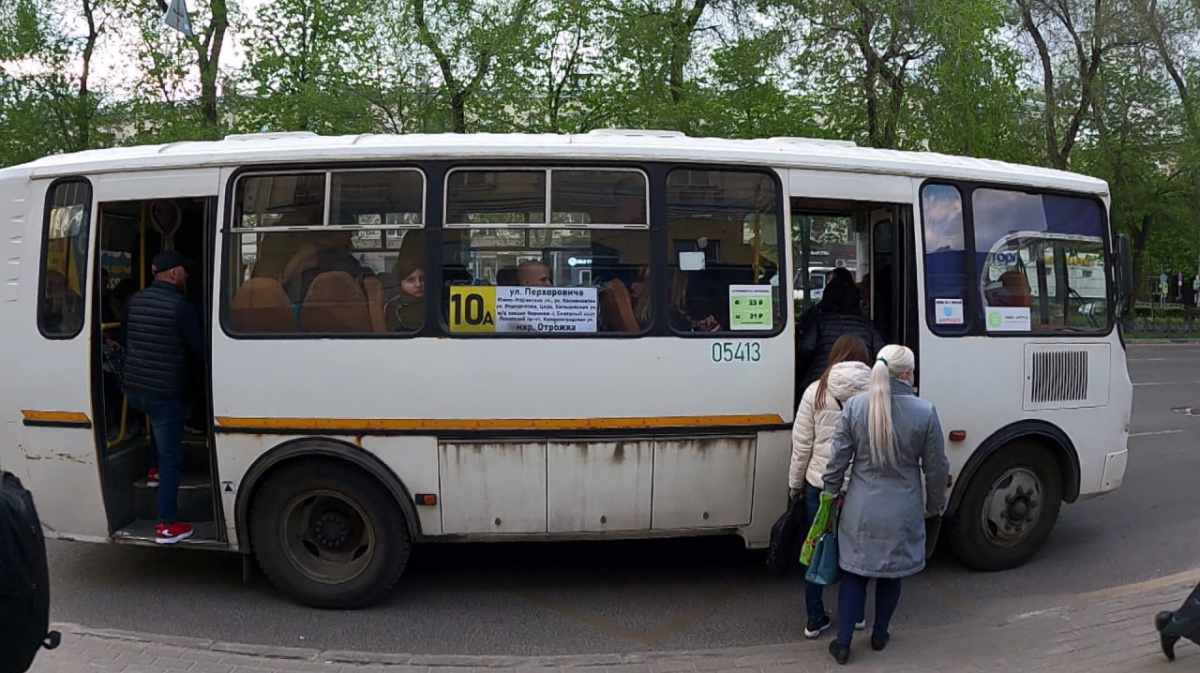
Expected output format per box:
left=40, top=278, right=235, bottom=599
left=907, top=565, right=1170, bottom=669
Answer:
left=948, top=443, right=1063, bottom=571
left=249, top=460, right=411, bottom=609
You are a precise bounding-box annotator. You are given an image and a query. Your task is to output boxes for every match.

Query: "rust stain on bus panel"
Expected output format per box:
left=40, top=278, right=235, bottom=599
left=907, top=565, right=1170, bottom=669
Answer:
left=546, top=440, right=653, bottom=534
left=651, top=436, right=755, bottom=530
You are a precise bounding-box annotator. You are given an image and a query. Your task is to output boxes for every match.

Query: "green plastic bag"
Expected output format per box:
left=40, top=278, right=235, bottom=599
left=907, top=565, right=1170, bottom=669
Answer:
left=800, top=491, right=836, bottom=566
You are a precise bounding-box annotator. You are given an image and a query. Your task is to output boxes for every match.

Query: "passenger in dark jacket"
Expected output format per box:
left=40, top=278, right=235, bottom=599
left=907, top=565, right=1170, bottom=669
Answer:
left=797, top=278, right=885, bottom=391
left=119, top=250, right=203, bottom=545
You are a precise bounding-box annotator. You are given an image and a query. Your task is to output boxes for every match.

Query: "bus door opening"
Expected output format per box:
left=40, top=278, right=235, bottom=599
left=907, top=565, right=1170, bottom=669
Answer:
left=791, top=199, right=917, bottom=407
left=867, top=205, right=919, bottom=381
left=93, top=196, right=219, bottom=543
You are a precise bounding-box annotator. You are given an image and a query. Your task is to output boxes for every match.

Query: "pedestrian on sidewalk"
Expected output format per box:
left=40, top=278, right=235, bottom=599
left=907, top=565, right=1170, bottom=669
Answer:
left=118, top=250, right=203, bottom=545
left=821, top=344, right=950, bottom=665
left=789, top=333, right=873, bottom=639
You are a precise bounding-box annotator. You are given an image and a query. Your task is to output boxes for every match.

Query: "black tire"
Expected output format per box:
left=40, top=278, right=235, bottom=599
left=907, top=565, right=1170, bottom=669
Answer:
left=947, top=442, right=1063, bottom=571
left=249, top=460, right=411, bottom=609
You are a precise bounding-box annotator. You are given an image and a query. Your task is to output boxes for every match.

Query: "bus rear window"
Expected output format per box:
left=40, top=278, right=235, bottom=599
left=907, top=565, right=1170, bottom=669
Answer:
left=39, top=180, right=92, bottom=339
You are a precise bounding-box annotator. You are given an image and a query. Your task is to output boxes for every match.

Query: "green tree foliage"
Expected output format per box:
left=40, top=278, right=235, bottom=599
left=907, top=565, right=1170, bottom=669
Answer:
left=0, top=0, right=1196, bottom=279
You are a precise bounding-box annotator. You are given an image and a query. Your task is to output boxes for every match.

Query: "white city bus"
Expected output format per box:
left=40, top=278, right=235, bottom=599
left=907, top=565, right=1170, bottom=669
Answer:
left=0, top=130, right=1134, bottom=608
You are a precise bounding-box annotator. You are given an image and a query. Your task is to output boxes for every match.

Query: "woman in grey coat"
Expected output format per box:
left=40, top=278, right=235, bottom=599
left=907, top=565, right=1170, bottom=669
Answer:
left=821, top=344, right=950, bottom=665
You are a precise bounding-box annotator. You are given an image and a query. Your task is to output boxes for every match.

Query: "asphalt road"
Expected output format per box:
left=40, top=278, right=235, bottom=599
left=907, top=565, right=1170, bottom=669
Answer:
left=44, top=342, right=1200, bottom=656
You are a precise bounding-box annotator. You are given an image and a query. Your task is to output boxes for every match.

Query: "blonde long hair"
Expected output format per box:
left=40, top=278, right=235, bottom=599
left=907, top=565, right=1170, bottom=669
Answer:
left=868, top=344, right=916, bottom=468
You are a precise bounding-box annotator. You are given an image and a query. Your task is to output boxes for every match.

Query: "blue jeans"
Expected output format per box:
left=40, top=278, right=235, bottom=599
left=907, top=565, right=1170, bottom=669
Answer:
left=126, top=393, right=188, bottom=524
left=836, top=571, right=903, bottom=646
left=801, top=485, right=829, bottom=621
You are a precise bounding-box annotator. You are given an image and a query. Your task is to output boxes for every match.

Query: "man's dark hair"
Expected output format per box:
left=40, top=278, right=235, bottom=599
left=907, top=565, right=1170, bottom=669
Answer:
left=818, top=277, right=862, bottom=315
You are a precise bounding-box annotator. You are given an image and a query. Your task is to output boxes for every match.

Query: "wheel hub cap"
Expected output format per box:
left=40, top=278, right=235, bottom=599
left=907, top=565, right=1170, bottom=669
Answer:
left=314, top=512, right=351, bottom=548
left=982, top=469, right=1044, bottom=546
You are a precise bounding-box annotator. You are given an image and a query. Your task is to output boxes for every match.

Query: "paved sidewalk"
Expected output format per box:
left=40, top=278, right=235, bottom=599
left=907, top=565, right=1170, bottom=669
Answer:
left=28, top=579, right=1196, bottom=673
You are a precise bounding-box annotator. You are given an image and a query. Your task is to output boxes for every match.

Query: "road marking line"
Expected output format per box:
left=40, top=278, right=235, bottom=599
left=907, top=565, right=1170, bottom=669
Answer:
left=921, top=575, right=985, bottom=618
left=1134, top=381, right=1200, bottom=386
left=502, top=585, right=658, bottom=648
left=1128, top=358, right=1167, bottom=362
left=1084, top=566, right=1200, bottom=600
left=643, top=580, right=756, bottom=645
left=1129, top=430, right=1185, bottom=438
left=502, top=577, right=756, bottom=648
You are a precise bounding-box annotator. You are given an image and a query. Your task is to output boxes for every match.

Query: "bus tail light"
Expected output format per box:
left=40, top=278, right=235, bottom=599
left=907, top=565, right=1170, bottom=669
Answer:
left=415, top=494, right=438, bottom=506
left=949, top=430, right=966, bottom=442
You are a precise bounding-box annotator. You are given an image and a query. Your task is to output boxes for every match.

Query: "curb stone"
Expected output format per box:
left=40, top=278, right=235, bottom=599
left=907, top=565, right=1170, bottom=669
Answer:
left=45, top=578, right=1197, bottom=671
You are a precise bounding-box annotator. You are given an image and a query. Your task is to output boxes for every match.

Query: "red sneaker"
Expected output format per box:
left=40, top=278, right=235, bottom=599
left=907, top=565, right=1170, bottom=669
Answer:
left=156, top=522, right=194, bottom=545
left=147, top=469, right=160, bottom=488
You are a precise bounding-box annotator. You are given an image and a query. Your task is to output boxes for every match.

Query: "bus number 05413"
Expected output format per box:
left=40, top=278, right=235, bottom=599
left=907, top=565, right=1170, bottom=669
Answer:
left=711, top=342, right=761, bottom=363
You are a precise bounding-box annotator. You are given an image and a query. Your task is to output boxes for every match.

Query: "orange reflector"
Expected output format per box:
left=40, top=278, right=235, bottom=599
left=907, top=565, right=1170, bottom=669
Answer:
left=415, top=494, right=437, bottom=507
left=949, top=430, right=966, bottom=442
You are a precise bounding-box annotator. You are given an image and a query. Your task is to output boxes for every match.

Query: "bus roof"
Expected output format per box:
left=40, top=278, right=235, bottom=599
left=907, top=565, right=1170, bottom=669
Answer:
left=0, top=130, right=1110, bottom=195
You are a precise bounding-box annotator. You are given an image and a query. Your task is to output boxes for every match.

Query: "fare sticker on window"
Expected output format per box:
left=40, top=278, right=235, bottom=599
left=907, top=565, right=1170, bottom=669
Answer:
left=934, top=298, right=964, bottom=325
left=729, top=285, right=773, bottom=331
left=985, top=306, right=1031, bottom=332
left=449, top=286, right=598, bottom=334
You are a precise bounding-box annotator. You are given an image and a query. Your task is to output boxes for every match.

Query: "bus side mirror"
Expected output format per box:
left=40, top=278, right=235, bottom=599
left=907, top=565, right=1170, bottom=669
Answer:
left=1116, top=234, right=1133, bottom=302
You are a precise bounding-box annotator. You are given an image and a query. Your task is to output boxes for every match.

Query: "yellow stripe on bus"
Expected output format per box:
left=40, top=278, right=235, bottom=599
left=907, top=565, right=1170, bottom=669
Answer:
left=214, top=414, right=785, bottom=432
left=21, top=410, right=91, bottom=424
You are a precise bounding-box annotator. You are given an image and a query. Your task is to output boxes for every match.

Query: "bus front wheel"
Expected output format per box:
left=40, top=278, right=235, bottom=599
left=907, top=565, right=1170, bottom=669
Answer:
left=249, top=460, right=412, bottom=609
left=947, top=443, right=1063, bottom=571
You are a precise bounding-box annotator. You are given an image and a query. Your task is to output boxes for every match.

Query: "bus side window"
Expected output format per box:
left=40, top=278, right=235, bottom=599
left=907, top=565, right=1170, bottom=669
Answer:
left=226, top=170, right=426, bottom=336
left=39, top=180, right=92, bottom=339
left=972, top=189, right=1110, bottom=333
left=442, top=168, right=651, bottom=336
left=919, top=184, right=969, bottom=336
left=666, top=169, right=782, bottom=335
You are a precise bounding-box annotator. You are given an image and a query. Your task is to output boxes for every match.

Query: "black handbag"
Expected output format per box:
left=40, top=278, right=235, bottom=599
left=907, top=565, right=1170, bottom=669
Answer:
left=766, top=490, right=808, bottom=576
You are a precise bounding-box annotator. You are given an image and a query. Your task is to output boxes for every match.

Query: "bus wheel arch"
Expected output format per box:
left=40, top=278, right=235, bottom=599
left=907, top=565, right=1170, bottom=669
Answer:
left=945, top=422, right=1079, bottom=572
left=234, top=438, right=421, bottom=609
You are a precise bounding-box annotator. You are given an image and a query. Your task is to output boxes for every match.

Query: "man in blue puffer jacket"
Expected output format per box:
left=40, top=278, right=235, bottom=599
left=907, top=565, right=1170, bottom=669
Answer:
left=118, top=250, right=203, bottom=545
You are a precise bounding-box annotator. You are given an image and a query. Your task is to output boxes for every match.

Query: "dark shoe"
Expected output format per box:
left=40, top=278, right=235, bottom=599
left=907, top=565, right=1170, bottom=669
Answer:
left=870, top=632, right=890, bottom=651
left=829, top=640, right=850, bottom=665
left=1156, top=611, right=1179, bottom=661
left=804, top=612, right=832, bottom=639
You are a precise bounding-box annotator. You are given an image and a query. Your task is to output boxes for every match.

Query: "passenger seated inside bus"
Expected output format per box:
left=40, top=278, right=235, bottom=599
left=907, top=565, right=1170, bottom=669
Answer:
left=629, top=267, right=722, bottom=332
left=517, top=260, right=552, bottom=286
left=988, top=269, right=1033, bottom=307
left=43, top=270, right=83, bottom=334
left=381, top=256, right=425, bottom=332
left=281, top=229, right=375, bottom=304
left=496, top=267, right=518, bottom=286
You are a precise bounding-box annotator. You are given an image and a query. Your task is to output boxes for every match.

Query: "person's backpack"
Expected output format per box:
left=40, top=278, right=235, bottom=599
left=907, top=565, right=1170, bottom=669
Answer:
left=0, top=471, right=60, bottom=673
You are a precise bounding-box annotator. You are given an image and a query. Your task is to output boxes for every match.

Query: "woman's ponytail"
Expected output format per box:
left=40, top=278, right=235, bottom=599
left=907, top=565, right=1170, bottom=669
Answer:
left=866, top=344, right=915, bottom=468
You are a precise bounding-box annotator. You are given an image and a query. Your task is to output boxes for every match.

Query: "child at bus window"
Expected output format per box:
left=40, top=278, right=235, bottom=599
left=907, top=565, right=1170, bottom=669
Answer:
left=382, top=256, right=425, bottom=332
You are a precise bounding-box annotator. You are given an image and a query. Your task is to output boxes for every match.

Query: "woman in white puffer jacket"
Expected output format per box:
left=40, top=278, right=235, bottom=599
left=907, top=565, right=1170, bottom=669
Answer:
left=789, top=333, right=872, bottom=639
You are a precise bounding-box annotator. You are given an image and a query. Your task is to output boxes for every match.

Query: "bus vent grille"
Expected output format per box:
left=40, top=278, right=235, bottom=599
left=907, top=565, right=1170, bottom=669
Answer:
left=1031, top=351, right=1088, bottom=403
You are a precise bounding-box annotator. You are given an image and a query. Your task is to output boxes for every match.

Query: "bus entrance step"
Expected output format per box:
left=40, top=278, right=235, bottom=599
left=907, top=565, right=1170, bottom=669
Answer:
left=133, top=473, right=214, bottom=523
left=114, top=520, right=221, bottom=548
left=181, top=440, right=210, bottom=473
